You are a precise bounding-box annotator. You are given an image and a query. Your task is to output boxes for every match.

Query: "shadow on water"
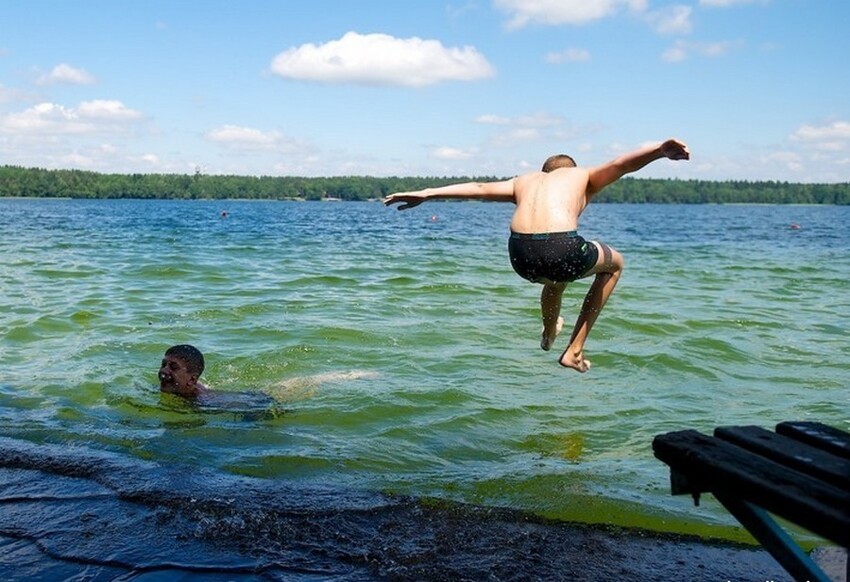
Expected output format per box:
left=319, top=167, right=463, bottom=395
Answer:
left=0, top=437, right=793, bottom=581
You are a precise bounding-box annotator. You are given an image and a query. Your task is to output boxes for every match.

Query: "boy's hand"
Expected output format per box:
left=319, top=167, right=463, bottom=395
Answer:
left=383, top=193, right=425, bottom=210
left=660, top=139, right=690, bottom=161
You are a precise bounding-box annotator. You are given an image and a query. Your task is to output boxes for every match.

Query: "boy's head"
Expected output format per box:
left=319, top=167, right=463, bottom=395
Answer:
left=159, top=344, right=205, bottom=396
left=541, top=154, right=577, bottom=173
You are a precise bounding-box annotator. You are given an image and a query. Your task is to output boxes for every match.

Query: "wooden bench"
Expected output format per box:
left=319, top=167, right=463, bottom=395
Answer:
left=653, top=421, right=849, bottom=582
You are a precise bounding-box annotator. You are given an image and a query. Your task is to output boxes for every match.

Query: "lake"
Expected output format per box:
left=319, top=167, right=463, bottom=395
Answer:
left=0, top=197, right=847, bottom=549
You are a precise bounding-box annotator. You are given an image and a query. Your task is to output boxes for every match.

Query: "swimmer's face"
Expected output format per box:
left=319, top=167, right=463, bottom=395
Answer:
left=158, top=355, right=198, bottom=396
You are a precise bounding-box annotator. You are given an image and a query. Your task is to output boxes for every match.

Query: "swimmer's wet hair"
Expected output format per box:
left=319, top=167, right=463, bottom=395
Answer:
left=165, top=344, right=205, bottom=376
left=541, top=154, right=577, bottom=172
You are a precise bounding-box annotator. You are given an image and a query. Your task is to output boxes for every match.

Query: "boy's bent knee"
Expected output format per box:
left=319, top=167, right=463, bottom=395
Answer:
left=613, top=253, right=624, bottom=271
left=589, top=242, right=622, bottom=274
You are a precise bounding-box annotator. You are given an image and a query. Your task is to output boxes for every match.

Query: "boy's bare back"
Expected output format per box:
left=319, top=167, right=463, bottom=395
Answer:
left=510, top=168, right=591, bottom=234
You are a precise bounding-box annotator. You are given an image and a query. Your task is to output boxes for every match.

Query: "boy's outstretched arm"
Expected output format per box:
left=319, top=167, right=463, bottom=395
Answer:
left=587, top=139, right=689, bottom=197
left=383, top=179, right=516, bottom=210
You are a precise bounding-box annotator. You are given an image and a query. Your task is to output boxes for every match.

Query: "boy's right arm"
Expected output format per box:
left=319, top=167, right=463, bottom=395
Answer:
left=383, top=179, right=516, bottom=210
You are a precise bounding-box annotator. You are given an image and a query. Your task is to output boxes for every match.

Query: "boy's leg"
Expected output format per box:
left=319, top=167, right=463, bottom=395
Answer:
left=540, top=281, right=566, bottom=350
left=559, top=242, right=624, bottom=372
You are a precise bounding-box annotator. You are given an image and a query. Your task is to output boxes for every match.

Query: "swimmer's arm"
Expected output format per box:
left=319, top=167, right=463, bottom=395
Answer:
left=265, top=370, right=379, bottom=401
left=383, top=180, right=516, bottom=210
left=587, top=139, right=689, bottom=198
left=297, top=370, right=379, bottom=385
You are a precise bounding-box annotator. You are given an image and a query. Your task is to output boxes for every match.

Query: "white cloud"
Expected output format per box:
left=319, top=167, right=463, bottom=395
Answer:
left=435, top=112, right=581, bottom=169
left=77, top=100, right=143, bottom=121
left=432, top=146, right=477, bottom=160
left=0, top=84, right=30, bottom=104
left=698, top=40, right=743, bottom=57
left=205, top=124, right=305, bottom=156
left=811, top=142, right=847, bottom=152
left=270, top=31, right=494, bottom=87
left=484, top=112, right=572, bottom=146
left=474, top=112, right=595, bottom=151
left=662, top=44, right=688, bottom=62
left=789, top=121, right=850, bottom=156
left=37, top=63, right=96, bottom=86
left=2, top=103, right=88, bottom=134
left=60, top=151, right=95, bottom=167
left=0, top=100, right=143, bottom=134
left=502, top=128, right=541, bottom=142
left=646, top=5, right=692, bottom=35
left=494, top=0, right=647, bottom=28
left=512, top=113, right=565, bottom=127
left=761, top=151, right=803, bottom=173
left=791, top=121, right=850, bottom=142
left=545, top=48, right=591, bottom=64
left=207, top=124, right=280, bottom=147
left=699, top=0, right=767, bottom=6
left=475, top=114, right=512, bottom=125
left=662, top=39, right=742, bottom=62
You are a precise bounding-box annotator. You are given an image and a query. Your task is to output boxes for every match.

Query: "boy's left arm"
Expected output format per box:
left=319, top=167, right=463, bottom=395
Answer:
left=587, top=139, right=689, bottom=198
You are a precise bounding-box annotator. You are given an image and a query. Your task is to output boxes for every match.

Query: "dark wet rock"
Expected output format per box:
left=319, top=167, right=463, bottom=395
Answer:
left=0, top=437, right=792, bottom=580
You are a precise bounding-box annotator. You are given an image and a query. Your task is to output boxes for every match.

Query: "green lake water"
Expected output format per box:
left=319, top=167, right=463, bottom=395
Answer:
left=0, top=197, right=847, bottom=545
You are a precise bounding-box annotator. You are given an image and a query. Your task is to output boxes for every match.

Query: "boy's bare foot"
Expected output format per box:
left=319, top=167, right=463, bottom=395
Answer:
left=541, top=316, right=564, bottom=351
left=559, top=348, right=591, bottom=373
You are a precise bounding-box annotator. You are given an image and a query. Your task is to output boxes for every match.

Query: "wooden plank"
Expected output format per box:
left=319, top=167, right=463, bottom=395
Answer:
left=776, top=421, right=850, bottom=460
left=714, top=425, right=850, bottom=490
left=653, top=430, right=850, bottom=547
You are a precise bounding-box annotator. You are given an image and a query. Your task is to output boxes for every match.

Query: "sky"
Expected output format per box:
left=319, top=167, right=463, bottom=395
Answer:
left=1, top=0, right=848, bottom=182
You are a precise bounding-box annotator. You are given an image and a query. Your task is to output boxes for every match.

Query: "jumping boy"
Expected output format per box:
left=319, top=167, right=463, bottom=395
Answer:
left=383, top=139, right=690, bottom=372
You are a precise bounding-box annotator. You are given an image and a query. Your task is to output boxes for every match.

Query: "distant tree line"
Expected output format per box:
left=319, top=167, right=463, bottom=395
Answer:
left=599, top=177, right=848, bottom=204
left=0, top=165, right=847, bottom=204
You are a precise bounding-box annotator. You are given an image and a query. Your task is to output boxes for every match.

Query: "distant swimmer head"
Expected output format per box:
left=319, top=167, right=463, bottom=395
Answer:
left=541, top=154, right=577, bottom=173
left=159, top=344, right=205, bottom=397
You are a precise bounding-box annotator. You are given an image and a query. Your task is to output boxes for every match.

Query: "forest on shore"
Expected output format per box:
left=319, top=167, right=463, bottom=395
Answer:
left=1, top=165, right=847, bottom=204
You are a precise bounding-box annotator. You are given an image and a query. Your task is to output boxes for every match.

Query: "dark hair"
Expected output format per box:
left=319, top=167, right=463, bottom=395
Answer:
left=541, top=154, right=577, bottom=172
left=165, top=344, right=205, bottom=376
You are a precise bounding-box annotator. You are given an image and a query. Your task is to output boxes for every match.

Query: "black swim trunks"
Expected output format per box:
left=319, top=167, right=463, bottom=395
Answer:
left=508, top=231, right=599, bottom=283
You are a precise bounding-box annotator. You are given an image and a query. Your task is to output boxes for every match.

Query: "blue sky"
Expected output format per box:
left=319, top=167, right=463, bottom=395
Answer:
left=1, top=0, right=848, bottom=182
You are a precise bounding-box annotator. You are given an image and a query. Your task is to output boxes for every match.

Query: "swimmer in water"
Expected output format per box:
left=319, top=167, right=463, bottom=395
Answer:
left=384, top=139, right=690, bottom=372
left=158, top=344, right=377, bottom=403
